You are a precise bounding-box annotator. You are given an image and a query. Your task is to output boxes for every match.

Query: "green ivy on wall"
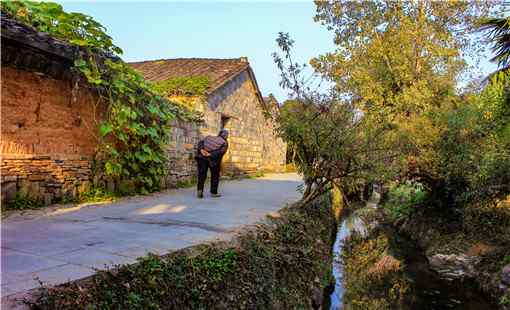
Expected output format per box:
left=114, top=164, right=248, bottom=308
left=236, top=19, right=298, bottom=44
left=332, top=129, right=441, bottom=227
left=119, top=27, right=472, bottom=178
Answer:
left=153, top=76, right=210, bottom=97
left=153, top=76, right=210, bottom=111
left=2, top=1, right=199, bottom=193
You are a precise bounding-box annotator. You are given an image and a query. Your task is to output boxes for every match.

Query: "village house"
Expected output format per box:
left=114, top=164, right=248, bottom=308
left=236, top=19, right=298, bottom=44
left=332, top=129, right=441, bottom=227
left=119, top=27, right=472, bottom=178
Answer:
left=130, top=58, right=286, bottom=176
left=0, top=14, right=286, bottom=206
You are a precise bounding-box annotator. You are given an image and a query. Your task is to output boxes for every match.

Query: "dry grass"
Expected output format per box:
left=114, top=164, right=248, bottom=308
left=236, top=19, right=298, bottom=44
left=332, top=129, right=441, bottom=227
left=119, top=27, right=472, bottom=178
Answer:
left=465, top=242, right=497, bottom=257
left=367, top=254, right=402, bottom=280
left=342, top=231, right=411, bottom=310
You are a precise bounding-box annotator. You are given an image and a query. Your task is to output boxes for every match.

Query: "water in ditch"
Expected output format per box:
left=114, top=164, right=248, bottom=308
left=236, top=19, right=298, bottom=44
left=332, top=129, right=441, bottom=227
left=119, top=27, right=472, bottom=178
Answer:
left=328, top=212, right=366, bottom=309
left=327, top=210, right=495, bottom=310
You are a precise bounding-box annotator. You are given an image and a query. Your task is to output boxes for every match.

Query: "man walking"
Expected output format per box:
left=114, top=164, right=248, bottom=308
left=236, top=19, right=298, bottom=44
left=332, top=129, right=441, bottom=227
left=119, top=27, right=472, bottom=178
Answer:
left=195, top=129, right=229, bottom=198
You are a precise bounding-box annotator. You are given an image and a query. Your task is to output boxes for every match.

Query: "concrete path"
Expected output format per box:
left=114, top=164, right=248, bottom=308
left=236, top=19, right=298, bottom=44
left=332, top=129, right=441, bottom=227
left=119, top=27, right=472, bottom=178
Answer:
left=1, top=173, right=302, bottom=302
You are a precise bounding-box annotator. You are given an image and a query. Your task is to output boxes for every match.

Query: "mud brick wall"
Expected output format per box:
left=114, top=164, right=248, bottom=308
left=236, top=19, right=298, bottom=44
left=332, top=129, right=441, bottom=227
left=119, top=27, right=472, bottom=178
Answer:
left=1, top=67, right=99, bottom=205
left=164, top=119, right=200, bottom=187
left=205, top=71, right=286, bottom=175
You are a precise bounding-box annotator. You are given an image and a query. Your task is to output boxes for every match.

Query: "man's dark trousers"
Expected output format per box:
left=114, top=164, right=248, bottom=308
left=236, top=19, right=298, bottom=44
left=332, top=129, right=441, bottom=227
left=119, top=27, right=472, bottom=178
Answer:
left=196, top=157, right=220, bottom=194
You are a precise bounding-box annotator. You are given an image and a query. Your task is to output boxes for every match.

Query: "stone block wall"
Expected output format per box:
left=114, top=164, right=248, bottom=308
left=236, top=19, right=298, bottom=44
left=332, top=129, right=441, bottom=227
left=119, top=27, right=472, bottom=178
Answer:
left=1, top=67, right=100, bottom=205
left=164, top=119, right=200, bottom=187
left=261, top=102, right=286, bottom=173
left=1, top=154, right=93, bottom=205
left=204, top=71, right=286, bottom=175
left=0, top=66, right=203, bottom=206
left=0, top=66, right=203, bottom=205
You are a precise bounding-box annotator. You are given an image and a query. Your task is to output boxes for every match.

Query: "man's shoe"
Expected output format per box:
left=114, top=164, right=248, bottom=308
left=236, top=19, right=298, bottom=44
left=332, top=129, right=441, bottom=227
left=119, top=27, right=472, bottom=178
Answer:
left=211, top=193, right=222, bottom=198
left=197, top=191, right=204, bottom=199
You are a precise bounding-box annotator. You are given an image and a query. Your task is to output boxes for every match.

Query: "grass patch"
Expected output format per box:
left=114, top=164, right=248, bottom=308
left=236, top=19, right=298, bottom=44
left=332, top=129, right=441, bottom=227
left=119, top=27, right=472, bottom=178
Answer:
left=504, top=254, right=510, bottom=265
left=462, top=198, right=510, bottom=246
left=245, top=171, right=265, bottom=179
left=175, top=177, right=197, bottom=189
left=501, top=289, right=510, bottom=307
left=2, top=188, right=117, bottom=212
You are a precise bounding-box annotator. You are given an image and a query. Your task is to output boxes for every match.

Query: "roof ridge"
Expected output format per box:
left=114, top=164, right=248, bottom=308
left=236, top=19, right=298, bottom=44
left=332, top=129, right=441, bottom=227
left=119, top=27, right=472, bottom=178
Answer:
left=129, top=57, right=255, bottom=97
left=128, top=57, right=248, bottom=64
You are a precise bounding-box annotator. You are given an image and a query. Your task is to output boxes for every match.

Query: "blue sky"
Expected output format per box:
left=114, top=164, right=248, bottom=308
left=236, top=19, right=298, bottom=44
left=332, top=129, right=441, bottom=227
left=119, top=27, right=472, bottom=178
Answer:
left=59, top=1, right=335, bottom=102
left=59, top=1, right=497, bottom=102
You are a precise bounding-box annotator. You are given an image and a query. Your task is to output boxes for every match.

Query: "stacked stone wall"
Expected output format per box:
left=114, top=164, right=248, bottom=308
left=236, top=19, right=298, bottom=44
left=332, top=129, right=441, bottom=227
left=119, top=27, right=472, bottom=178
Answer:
left=164, top=119, right=200, bottom=187
left=205, top=71, right=286, bottom=175
left=261, top=103, right=286, bottom=172
left=1, top=66, right=203, bottom=206
left=1, top=154, right=93, bottom=205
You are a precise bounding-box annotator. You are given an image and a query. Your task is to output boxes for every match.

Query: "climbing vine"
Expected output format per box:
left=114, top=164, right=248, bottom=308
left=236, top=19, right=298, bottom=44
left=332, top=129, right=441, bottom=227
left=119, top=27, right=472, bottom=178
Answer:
left=2, top=1, right=199, bottom=193
left=1, top=1, right=121, bottom=54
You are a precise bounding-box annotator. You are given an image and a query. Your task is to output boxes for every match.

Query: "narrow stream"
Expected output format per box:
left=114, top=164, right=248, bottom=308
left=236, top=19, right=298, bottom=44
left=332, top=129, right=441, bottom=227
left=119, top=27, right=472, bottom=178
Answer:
left=327, top=209, right=495, bottom=310
left=328, top=212, right=366, bottom=310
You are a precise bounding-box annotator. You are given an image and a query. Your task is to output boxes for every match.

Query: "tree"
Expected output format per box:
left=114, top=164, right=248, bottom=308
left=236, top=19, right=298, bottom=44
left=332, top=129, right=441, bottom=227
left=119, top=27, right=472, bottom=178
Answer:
left=416, top=70, right=510, bottom=207
left=309, top=1, right=510, bottom=208
left=272, top=2, right=506, bottom=209
left=312, top=0, right=493, bottom=119
left=273, top=33, right=402, bottom=205
left=479, top=16, right=510, bottom=71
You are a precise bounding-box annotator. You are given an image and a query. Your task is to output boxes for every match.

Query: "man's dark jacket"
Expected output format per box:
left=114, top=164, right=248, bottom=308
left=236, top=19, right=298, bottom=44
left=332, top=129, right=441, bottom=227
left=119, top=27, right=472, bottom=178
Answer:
left=196, top=136, right=228, bottom=167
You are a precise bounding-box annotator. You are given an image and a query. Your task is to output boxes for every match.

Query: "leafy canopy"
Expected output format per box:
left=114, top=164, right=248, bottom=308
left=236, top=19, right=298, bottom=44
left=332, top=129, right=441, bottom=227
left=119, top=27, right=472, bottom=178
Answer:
left=312, top=0, right=492, bottom=118
left=273, top=1, right=508, bottom=211
left=273, top=33, right=403, bottom=205
left=479, top=16, right=510, bottom=70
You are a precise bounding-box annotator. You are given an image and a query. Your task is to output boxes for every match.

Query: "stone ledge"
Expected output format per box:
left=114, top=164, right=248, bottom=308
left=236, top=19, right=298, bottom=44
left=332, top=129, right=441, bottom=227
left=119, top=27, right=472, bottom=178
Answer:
left=1, top=153, right=91, bottom=160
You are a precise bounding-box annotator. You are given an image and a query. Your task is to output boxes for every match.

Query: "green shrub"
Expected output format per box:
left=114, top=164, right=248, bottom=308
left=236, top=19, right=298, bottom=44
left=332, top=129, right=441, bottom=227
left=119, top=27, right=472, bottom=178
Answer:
left=175, top=177, right=197, bottom=189
left=383, top=181, right=427, bottom=221
left=504, top=254, right=510, bottom=264
left=5, top=193, right=43, bottom=211
left=415, top=70, right=510, bottom=207
left=501, top=290, right=510, bottom=307
left=78, top=187, right=116, bottom=203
